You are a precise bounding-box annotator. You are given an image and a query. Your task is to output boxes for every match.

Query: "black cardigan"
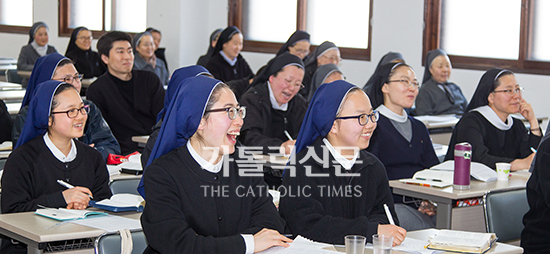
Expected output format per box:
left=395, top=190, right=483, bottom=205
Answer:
left=205, top=53, right=254, bottom=83
left=445, top=111, right=541, bottom=169
left=141, top=145, right=284, bottom=254
left=86, top=70, right=165, bottom=154
left=279, top=137, right=398, bottom=244
left=239, top=82, right=307, bottom=154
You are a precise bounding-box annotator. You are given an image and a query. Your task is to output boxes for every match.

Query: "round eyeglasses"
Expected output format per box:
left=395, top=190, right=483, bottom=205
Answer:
left=335, top=110, right=379, bottom=126
left=51, top=105, right=90, bottom=118
left=204, top=106, right=246, bottom=120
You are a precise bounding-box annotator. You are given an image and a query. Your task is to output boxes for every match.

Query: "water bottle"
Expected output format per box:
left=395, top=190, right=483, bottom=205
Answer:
left=454, top=142, right=471, bottom=190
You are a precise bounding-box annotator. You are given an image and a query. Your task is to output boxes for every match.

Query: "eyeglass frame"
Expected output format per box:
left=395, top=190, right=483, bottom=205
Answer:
left=492, top=86, right=524, bottom=96
left=54, top=74, right=83, bottom=84
left=334, top=110, right=380, bottom=126
left=321, top=54, right=343, bottom=63
left=204, top=106, right=247, bottom=120
left=387, top=79, right=421, bottom=89
left=77, top=36, right=93, bottom=41
left=51, top=105, right=90, bottom=119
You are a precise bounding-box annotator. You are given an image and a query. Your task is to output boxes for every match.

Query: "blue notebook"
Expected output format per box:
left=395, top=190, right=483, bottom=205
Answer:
left=88, top=194, right=144, bottom=212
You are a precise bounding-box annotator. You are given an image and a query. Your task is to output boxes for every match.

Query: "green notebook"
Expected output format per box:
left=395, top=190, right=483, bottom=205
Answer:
left=35, top=208, right=108, bottom=221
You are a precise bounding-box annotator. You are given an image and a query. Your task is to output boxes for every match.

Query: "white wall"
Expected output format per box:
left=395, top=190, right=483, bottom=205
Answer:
left=0, top=0, right=548, bottom=126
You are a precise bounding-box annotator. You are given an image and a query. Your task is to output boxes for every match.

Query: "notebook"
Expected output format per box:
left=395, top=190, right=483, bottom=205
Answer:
left=35, top=208, right=107, bottom=221
left=89, top=193, right=145, bottom=212
left=427, top=229, right=497, bottom=253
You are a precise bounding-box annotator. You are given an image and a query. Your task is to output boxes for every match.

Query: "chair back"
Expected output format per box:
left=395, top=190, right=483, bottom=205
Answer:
left=5, top=70, right=22, bottom=84
left=109, top=179, right=141, bottom=195
left=95, top=230, right=147, bottom=254
left=483, top=188, right=529, bottom=242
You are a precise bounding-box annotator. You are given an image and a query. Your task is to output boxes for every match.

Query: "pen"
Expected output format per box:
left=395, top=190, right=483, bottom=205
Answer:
left=383, top=204, right=395, bottom=225
left=57, top=180, right=93, bottom=199
left=284, top=130, right=293, bottom=141
left=531, top=147, right=537, bottom=153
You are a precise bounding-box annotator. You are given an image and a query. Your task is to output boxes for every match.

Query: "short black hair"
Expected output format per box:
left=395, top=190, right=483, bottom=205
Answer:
left=97, top=31, right=132, bottom=58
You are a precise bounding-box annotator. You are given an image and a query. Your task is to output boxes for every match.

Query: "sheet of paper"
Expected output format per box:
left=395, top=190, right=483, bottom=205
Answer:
left=70, top=215, right=141, bottom=233
left=257, top=236, right=338, bottom=254
left=430, top=161, right=497, bottom=182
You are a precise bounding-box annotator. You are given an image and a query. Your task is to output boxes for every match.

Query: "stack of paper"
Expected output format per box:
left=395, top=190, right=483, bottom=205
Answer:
left=257, top=236, right=338, bottom=253
left=431, top=161, right=497, bottom=182
left=427, top=230, right=497, bottom=253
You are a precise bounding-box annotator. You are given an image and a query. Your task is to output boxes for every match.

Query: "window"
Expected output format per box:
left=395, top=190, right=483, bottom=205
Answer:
left=230, top=0, right=373, bottom=60
left=424, top=0, right=550, bottom=75
left=0, top=0, right=33, bottom=33
left=59, top=0, right=146, bottom=37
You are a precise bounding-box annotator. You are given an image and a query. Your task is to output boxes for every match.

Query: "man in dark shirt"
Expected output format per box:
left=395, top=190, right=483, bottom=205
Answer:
left=87, top=31, right=165, bottom=154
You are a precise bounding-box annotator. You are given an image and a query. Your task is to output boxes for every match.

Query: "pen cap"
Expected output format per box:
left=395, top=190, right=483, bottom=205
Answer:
left=453, top=142, right=471, bottom=189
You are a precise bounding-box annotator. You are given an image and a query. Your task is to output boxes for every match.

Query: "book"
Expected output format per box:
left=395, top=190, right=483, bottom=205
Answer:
left=89, top=193, right=145, bottom=212
left=399, top=169, right=454, bottom=188
left=431, top=160, right=497, bottom=182
left=35, top=208, right=108, bottom=221
left=427, top=229, right=497, bottom=253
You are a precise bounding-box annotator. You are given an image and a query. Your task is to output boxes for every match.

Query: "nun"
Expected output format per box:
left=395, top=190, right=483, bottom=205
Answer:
left=276, top=30, right=311, bottom=60
left=239, top=53, right=307, bottom=156
left=12, top=53, right=120, bottom=160
left=139, top=76, right=290, bottom=254
left=205, top=26, right=254, bottom=83
left=140, top=65, right=212, bottom=168
left=414, top=49, right=468, bottom=115
left=366, top=62, right=439, bottom=230
left=145, top=27, right=168, bottom=71
left=362, top=51, right=405, bottom=94
left=1, top=80, right=112, bottom=254
left=301, top=41, right=341, bottom=99
left=197, top=28, right=223, bottom=67
left=133, top=31, right=170, bottom=87
left=445, top=68, right=542, bottom=171
left=307, top=63, right=344, bottom=102
left=522, top=126, right=550, bottom=253
left=17, top=22, right=58, bottom=86
left=279, top=80, right=407, bottom=245
left=65, top=26, right=106, bottom=79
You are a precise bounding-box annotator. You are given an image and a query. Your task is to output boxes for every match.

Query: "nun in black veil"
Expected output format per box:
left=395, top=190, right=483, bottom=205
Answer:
left=65, top=26, right=106, bottom=79
left=197, top=28, right=223, bottom=67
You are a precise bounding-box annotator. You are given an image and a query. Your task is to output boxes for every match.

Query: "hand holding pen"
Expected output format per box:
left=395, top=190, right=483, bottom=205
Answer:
left=57, top=180, right=93, bottom=210
left=378, top=204, right=407, bottom=246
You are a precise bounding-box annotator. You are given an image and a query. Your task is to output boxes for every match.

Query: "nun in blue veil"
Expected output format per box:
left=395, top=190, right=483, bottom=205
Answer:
left=140, top=65, right=212, bottom=168
left=2, top=80, right=112, bottom=254
left=12, top=53, right=120, bottom=160
left=279, top=80, right=407, bottom=246
left=139, top=75, right=290, bottom=254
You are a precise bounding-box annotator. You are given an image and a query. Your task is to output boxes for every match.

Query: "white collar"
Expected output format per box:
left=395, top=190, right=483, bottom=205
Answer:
left=219, top=51, right=237, bottom=66
left=471, top=105, right=513, bottom=131
left=187, top=141, right=223, bottom=173
left=43, top=133, right=77, bottom=163
left=31, top=41, right=48, bottom=57
left=377, top=105, right=408, bottom=123
left=267, top=81, right=288, bottom=111
left=322, top=138, right=358, bottom=170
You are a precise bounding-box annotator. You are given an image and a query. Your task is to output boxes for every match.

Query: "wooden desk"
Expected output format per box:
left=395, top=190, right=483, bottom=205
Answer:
left=0, top=58, right=17, bottom=65
left=0, top=211, right=141, bottom=254
left=17, top=70, right=31, bottom=79
left=389, top=172, right=529, bottom=231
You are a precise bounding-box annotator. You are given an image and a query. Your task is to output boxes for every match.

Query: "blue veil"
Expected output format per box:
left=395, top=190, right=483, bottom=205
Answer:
left=15, top=80, right=65, bottom=148
left=157, top=65, right=211, bottom=122
left=293, top=80, right=358, bottom=156
left=21, top=53, right=68, bottom=109
left=138, top=76, right=222, bottom=198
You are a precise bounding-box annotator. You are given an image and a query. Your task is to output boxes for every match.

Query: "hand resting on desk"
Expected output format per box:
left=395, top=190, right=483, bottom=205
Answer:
left=62, top=186, right=93, bottom=210
left=254, top=228, right=293, bottom=252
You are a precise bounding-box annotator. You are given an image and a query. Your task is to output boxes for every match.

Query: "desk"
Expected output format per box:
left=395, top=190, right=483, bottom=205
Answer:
left=131, top=135, right=148, bottom=146
left=0, top=211, right=141, bottom=254
left=17, top=70, right=31, bottom=79
left=389, top=172, right=529, bottom=231
left=6, top=102, right=21, bottom=115
left=0, top=89, right=26, bottom=103
left=0, top=81, right=22, bottom=90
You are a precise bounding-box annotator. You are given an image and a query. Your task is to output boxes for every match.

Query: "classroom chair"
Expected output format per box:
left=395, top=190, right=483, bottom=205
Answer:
left=483, top=188, right=529, bottom=243
left=109, top=178, right=141, bottom=195
left=5, top=70, right=22, bottom=84
left=94, top=230, right=147, bottom=254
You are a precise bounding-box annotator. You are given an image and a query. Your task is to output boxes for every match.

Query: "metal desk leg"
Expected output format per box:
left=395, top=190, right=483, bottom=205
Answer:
left=436, top=201, right=452, bottom=229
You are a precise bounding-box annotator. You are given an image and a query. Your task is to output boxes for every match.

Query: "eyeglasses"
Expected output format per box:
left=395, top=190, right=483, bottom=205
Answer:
left=51, top=105, right=90, bottom=118
left=77, top=36, right=93, bottom=41
left=387, top=79, right=420, bottom=89
left=493, top=86, right=524, bottom=96
left=204, top=106, right=246, bottom=120
left=290, top=47, right=310, bottom=56
left=321, top=55, right=343, bottom=63
left=55, top=74, right=83, bottom=84
left=284, top=78, right=305, bottom=89
left=335, top=110, right=379, bottom=126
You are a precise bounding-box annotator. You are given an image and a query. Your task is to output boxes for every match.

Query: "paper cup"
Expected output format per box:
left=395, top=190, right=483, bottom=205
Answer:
left=496, top=162, right=511, bottom=181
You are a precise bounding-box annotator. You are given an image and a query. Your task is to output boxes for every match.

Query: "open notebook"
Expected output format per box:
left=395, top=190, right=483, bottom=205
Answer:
left=427, top=230, right=497, bottom=253
left=35, top=208, right=107, bottom=221
left=89, top=193, right=145, bottom=212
